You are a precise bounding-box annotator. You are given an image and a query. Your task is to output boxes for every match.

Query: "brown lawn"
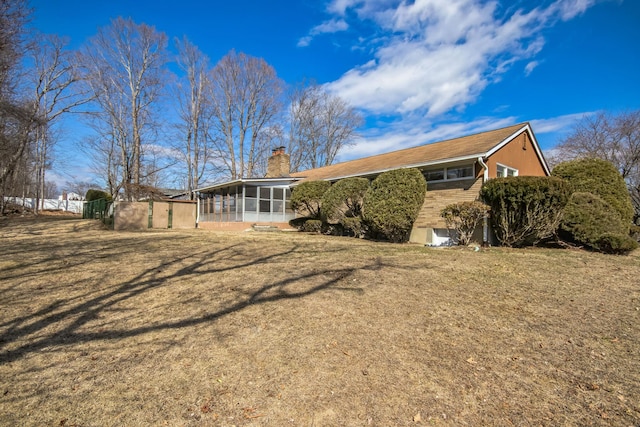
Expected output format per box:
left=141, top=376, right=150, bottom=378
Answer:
left=1, top=216, right=639, bottom=426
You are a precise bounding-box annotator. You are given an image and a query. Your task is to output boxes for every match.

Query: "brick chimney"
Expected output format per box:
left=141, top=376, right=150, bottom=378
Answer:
left=266, top=146, right=290, bottom=178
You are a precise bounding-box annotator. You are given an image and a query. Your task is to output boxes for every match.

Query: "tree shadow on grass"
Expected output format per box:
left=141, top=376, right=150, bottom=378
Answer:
left=0, top=240, right=390, bottom=364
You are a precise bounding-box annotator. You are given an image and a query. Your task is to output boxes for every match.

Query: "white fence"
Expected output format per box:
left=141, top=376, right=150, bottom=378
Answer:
left=3, top=197, right=84, bottom=214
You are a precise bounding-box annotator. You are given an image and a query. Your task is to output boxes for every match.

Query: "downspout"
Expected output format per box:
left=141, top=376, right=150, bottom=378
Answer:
left=477, top=157, right=489, bottom=245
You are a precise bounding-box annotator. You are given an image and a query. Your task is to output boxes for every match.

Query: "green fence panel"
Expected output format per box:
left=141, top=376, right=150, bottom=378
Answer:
left=82, top=198, right=113, bottom=228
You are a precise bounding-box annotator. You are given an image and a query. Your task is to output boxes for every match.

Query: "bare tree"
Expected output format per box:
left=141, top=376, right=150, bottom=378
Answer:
left=553, top=110, right=640, bottom=222
left=0, top=0, right=28, bottom=97
left=173, top=37, right=214, bottom=198
left=0, top=0, right=36, bottom=213
left=29, top=34, right=89, bottom=212
left=78, top=17, right=168, bottom=200
left=209, top=50, right=284, bottom=180
left=64, top=180, right=100, bottom=199
left=287, top=81, right=362, bottom=172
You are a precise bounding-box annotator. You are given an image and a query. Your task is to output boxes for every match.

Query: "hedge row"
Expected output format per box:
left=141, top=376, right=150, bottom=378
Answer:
left=289, top=158, right=637, bottom=255
left=475, top=158, right=637, bottom=254
left=289, top=168, right=427, bottom=243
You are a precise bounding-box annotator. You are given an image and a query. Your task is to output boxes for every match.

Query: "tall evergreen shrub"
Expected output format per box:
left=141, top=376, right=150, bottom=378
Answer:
left=289, top=180, right=330, bottom=219
left=561, top=192, right=638, bottom=253
left=552, top=158, right=634, bottom=229
left=363, top=168, right=426, bottom=243
left=480, top=176, right=571, bottom=247
left=321, top=177, right=369, bottom=236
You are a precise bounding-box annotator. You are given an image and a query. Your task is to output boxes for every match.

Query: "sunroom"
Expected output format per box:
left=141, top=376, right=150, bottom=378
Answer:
left=195, top=178, right=299, bottom=230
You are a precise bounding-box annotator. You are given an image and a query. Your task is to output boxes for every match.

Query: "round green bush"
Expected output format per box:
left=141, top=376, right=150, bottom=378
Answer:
left=363, top=168, right=426, bottom=243
left=289, top=180, right=331, bottom=219
left=561, top=192, right=626, bottom=249
left=480, top=176, right=572, bottom=247
left=552, top=158, right=633, bottom=229
left=321, top=177, right=369, bottom=224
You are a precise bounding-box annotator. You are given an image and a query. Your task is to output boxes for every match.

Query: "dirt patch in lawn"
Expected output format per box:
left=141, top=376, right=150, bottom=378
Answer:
left=1, top=216, right=639, bottom=426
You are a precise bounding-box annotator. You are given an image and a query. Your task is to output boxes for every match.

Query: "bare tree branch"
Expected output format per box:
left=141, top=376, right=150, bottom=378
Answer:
left=553, top=110, right=640, bottom=223
left=209, top=50, right=284, bottom=180
left=77, top=17, right=168, bottom=200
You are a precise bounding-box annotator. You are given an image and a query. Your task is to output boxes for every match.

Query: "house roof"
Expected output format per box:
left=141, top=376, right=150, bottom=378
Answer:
left=196, top=177, right=300, bottom=193
left=291, top=122, right=546, bottom=182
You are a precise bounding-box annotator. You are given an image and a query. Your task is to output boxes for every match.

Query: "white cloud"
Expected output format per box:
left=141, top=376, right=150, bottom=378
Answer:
left=327, top=0, right=359, bottom=16
left=312, top=18, right=349, bottom=35
left=337, top=115, right=518, bottom=160
left=297, top=36, right=312, bottom=48
left=524, top=60, right=539, bottom=76
left=318, top=0, right=596, bottom=117
left=530, top=111, right=596, bottom=133
left=554, top=0, right=597, bottom=20
left=337, top=111, right=597, bottom=162
left=297, top=18, right=349, bottom=47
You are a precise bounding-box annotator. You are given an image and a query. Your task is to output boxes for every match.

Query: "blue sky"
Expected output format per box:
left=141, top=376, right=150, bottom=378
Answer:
left=29, top=0, right=640, bottom=185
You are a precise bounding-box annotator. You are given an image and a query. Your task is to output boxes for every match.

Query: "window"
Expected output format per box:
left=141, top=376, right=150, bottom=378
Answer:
left=446, top=165, right=474, bottom=180
left=496, top=164, right=518, bottom=178
left=245, top=198, right=257, bottom=212
left=245, top=186, right=257, bottom=198
left=425, top=169, right=445, bottom=181
left=424, top=164, right=474, bottom=182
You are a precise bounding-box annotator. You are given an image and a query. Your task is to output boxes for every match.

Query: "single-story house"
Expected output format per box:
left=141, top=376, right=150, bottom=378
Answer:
left=195, top=122, right=550, bottom=244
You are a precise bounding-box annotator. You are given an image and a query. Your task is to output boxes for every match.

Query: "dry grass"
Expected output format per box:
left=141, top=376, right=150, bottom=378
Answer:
left=1, top=216, right=639, bottom=426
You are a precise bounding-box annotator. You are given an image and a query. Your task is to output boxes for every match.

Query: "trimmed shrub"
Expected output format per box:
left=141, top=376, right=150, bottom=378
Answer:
left=552, top=158, right=634, bottom=230
left=480, top=176, right=572, bottom=247
left=560, top=192, right=626, bottom=249
left=596, top=233, right=639, bottom=255
left=363, top=168, right=427, bottom=243
left=342, top=216, right=366, bottom=238
left=321, top=177, right=369, bottom=223
left=301, top=219, right=322, bottom=233
left=85, top=189, right=112, bottom=202
left=289, top=180, right=331, bottom=219
left=441, top=201, right=490, bottom=246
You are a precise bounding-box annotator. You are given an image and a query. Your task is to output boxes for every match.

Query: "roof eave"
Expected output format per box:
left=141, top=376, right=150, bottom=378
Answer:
left=195, top=177, right=301, bottom=193
left=292, top=153, right=485, bottom=184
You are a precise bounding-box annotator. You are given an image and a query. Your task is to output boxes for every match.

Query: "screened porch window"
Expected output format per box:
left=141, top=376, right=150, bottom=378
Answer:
left=199, top=184, right=295, bottom=223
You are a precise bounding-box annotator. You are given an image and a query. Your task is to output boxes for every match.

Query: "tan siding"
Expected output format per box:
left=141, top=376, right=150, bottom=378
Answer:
left=413, top=177, right=484, bottom=229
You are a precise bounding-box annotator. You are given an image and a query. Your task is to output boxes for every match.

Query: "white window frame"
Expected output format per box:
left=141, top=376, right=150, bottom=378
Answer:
left=496, top=163, right=518, bottom=178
